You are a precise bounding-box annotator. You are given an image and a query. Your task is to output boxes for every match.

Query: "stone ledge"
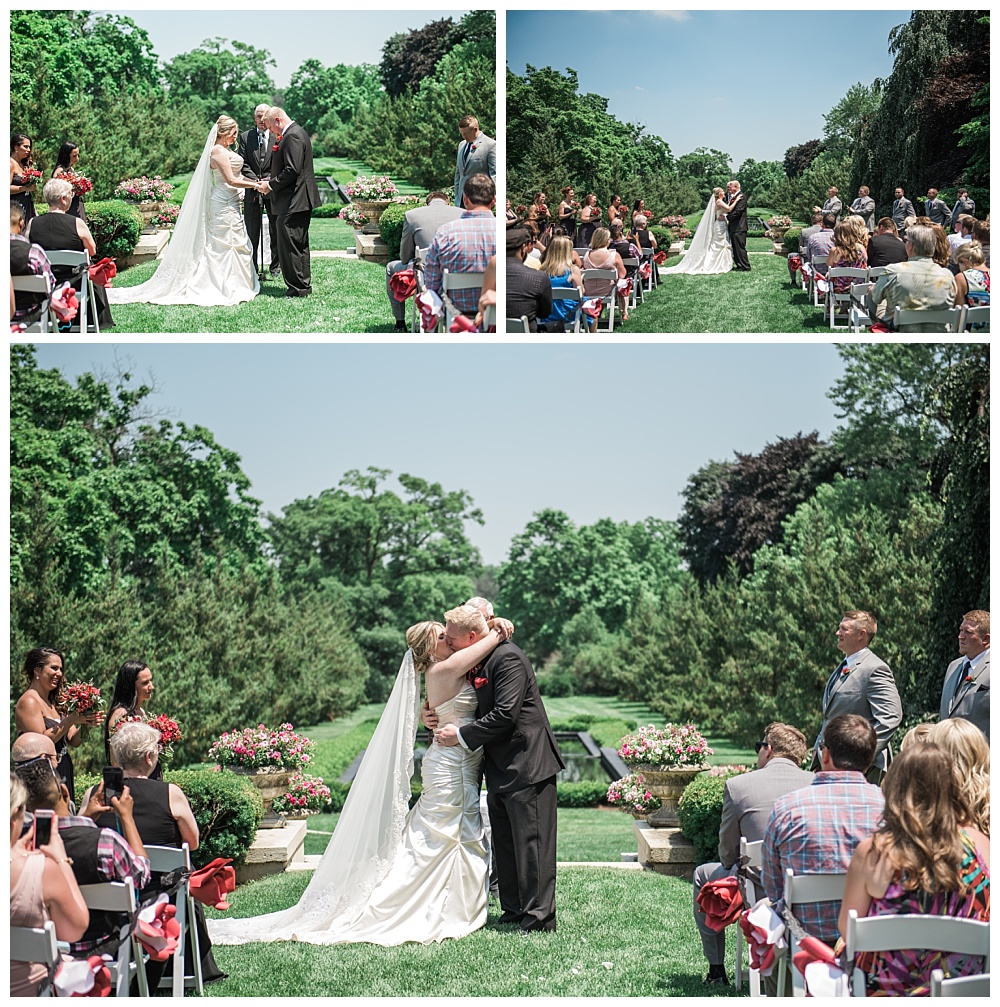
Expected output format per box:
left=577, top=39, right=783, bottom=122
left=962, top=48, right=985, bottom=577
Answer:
left=234, top=820, right=307, bottom=885
left=635, top=820, right=698, bottom=879
left=354, top=232, right=389, bottom=265
left=121, top=229, right=169, bottom=268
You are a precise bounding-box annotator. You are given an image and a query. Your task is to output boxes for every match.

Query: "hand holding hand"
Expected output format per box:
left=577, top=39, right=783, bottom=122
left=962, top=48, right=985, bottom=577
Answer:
left=434, top=724, right=460, bottom=747
left=260, top=180, right=271, bottom=194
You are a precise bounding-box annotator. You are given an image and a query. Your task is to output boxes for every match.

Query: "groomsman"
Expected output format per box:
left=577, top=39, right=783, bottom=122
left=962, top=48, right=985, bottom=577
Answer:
left=848, top=186, right=876, bottom=232
left=939, top=610, right=990, bottom=740
left=239, top=103, right=279, bottom=276
left=892, top=186, right=916, bottom=236
left=923, top=188, right=952, bottom=227
left=814, top=186, right=842, bottom=220
left=950, top=188, right=976, bottom=228
left=453, top=115, right=496, bottom=207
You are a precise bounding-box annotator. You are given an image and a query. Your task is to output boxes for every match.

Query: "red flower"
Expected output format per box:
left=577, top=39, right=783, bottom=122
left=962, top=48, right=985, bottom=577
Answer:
left=473, top=676, right=488, bottom=690
left=696, top=875, right=743, bottom=931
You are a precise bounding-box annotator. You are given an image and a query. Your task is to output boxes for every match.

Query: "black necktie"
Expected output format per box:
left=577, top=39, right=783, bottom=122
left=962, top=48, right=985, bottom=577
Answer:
left=462, top=141, right=472, bottom=168
left=951, top=659, right=973, bottom=708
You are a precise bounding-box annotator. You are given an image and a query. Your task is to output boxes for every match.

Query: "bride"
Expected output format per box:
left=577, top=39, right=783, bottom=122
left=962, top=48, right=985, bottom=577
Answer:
left=109, top=115, right=261, bottom=307
left=208, top=615, right=511, bottom=946
left=660, top=188, right=734, bottom=275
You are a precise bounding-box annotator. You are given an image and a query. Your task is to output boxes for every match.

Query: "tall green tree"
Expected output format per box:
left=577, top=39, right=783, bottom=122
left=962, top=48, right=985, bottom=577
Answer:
left=822, top=82, right=882, bottom=162
left=675, top=148, right=733, bottom=202
left=284, top=60, right=381, bottom=142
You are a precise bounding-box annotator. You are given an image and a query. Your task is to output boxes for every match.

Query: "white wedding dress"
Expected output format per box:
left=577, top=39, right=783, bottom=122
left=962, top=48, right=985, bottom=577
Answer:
left=208, top=654, right=489, bottom=946
left=109, top=125, right=259, bottom=307
left=660, top=194, right=733, bottom=275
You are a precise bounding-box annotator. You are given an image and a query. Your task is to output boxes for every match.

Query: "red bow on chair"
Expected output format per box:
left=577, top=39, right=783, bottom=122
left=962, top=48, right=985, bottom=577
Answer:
left=415, top=289, right=442, bottom=331
left=88, top=258, right=117, bottom=288
left=639, top=261, right=652, bottom=279
left=449, top=313, right=477, bottom=333
left=190, top=857, right=237, bottom=910
left=738, top=901, right=786, bottom=976
left=793, top=935, right=849, bottom=997
left=696, top=875, right=743, bottom=931
left=54, top=955, right=113, bottom=997
left=652, top=250, right=667, bottom=264
left=50, top=283, right=79, bottom=323
left=616, top=276, right=633, bottom=298
left=389, top=269, right=417, bottom=301
left=135, top=894, right=181, bottom=961
left=581, top=297, right=603, bottom=318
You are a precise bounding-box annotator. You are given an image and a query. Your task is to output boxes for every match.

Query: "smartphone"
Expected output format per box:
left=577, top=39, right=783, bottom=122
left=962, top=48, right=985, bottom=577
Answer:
left=103, top=765, right=124, bottom=803
left=33, top=809, right=53, bottom=848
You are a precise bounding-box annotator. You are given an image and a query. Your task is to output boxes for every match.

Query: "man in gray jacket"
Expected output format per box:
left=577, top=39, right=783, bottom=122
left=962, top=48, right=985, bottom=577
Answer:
left=692, top=723, right=814, bottom=987
left=385, top=191, right=462, bottom=330
left=892, top=186, right=916, bottom=236
left=939, top=609, right=990, bottom=740
left=453, top=115, right=496, bottom=206
left=950, top=188, right=976, bottom=228
left=814, top=186, right=843, bottom=220
left=848, top=186, right=876, bottom=232
left=923, top=188, right=952, bottom=226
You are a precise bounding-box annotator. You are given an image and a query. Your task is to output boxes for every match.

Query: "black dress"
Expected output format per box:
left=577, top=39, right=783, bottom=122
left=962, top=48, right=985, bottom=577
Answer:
left=577, top=217, right=597, bottom=248
left=53, top=171, right=87, bottom=222
left=41, top=715, right=75, bottom=805
left=558, top=204, right=577, bottom=244
left=11, top=171, right=37, bottom=226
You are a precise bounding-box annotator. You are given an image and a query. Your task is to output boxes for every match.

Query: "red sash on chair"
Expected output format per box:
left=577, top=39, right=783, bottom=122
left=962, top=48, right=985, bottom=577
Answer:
left=189, top=857, right=237, bottom=910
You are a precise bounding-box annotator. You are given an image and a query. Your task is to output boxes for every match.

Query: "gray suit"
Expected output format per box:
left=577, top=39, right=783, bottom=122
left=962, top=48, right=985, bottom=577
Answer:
left=849, top=196, right=876, bottom=232
left=925, top=196, right=952, bottom=226
left=693, top=757, right=815, bottom=966
left=815, top=648, right=902, bottom=772
left=893, top=197, right=916, bottom=233
left=453, top=132, right=496, bottom=206
left=385, top=198, right=463, bottom=322
left=821, top=196, right=843, bottom=220
left=939, top=652, right=990, bottom=740
left=950, top=196, right=976, bottom=228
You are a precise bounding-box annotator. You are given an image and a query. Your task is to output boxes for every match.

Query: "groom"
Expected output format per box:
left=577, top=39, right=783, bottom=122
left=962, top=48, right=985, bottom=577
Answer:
left=262, top=106, right=320, bottom=297
left=726, top=179, right=751, bottom=272
left=434, top=604, right=564, bottom=934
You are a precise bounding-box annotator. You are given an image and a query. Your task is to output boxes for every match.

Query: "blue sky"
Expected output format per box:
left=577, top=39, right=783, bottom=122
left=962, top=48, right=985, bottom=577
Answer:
left=33, top=343, right=844, bottom=566
left=507, top=9, right=908, bottom=167
left=104, top=9, right=472, bottom=87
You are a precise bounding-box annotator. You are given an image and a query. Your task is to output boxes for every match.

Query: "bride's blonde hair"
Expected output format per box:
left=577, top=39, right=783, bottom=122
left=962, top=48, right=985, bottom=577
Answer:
left=215, top=115, right=238, bottom=142
left=406, top=621, right=441, bottom=673
left=713, top=187, right=725, bottom=199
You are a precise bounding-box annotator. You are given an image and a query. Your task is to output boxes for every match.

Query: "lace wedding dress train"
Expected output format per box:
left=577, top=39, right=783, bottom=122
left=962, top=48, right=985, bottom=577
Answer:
left=660, top=194, right=733, bottom=275
left=208, top=654, right=489, bottom=946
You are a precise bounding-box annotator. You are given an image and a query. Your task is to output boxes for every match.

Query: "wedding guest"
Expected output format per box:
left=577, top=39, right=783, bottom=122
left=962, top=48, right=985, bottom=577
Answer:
left=10, top=772, right=89, bottom=997
left=15, top=648, right=100, bottom=808
left=826, top=219, right=868, bottom=295
left=26, top=178, right=113, bottom=329
left=506, top=226, right=552, bottom=332
left=798, top=212, right=824, bottom=255
left=911, top=216, right=950, bottom=269
left=10, top=200, right=56, bottom=325
left=848, top=186, right=876, bottom=232
left=558, top=187, right=577, bottom=244
left=899, top=722, right=934, bottom=750
left=814, top=186, right=842, bottom=220
left=952, top=242, right=989, bottom=310
left=630, top=214, right=657, bottom=251
left=923, top=188, right=951, bottom=227
left=837, top=744, right=989, bottom=995
left=577, top=194, right=600, bottom=247
left=926, top=718, right=989, bottom=835
left=550, top=226, right=583, bottom=267
left=582, top=227, right=628, bottom=322
left=609, top=223, right=640, bottom=279
left=950, top=188, right=976, bottom=228
left=892, top=187, right=916, bottom=236
left=51, top=141, right=86, bottom=220
left=536, top=235, right=582, bottom=332
left=452, top=115, right=495, bottom=207
left=806, top=213, right=837, bottom=272
left=10, top=133, right=38, bottom=227
left=530, top=192, right=549, bottom=224
left=607, top=195, right=624, bottom=230
left=972, top=218, right=989, bottom=267
left=867, top=218, right=908, bottom=268
left=947, top=214, right=976, bottom=260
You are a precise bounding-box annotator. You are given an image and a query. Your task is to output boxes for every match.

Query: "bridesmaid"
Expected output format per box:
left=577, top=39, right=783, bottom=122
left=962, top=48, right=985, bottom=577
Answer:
left=52, top=141, right=86, bottom=221
left=14, top=647, right=100, bottom=806
left=104, top=659, right=162, bottom=780
left=10, top=133, right=38, bottom=227
left=558, top=186, right=578, bottom=245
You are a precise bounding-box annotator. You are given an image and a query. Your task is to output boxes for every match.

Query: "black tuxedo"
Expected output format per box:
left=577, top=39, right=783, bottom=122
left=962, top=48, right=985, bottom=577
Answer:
left=238, top=126, right=278, bottom=274
left=460, top=641, right=564, bottom=931
left=727, top=190, right=750, bottom=270
left=267, top=121, right=321, bottom=296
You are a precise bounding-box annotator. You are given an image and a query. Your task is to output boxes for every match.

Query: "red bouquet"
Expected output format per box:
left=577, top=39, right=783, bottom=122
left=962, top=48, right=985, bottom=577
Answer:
left=63, top=683, right=105, bottom=715
left=148, top=713, right=182, bottom=762
left=21, top=167, right=42, bottom=185
left=62, top=171, right=93, bottom=197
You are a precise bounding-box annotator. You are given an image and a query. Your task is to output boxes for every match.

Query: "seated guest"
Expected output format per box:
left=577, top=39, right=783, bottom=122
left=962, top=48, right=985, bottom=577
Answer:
left=25, top=177, right=113, bottom=329
left=693, top=723, right=813, bottom=987
left=826, top=219, right=868, bottom=295
left=12, top=732, right=150, bottom=959
left=838, top=744, right=989, bottom=995
left=630, top=214, right=657, bottom=250
left=478, top=254, right=496, bottom=325
left=952, top=241, right=989, bottom=308
left=582, top=226, right=628, bottom=322
left=867, top=217, right=908, bottom=268
left=423, top=173, right=496, bottom=320
left=913, top=216, right=951, bottom=269
left=577, top=193, right=599, bottom=247
left=927, top=718, right=989, bottom=836
left=385, top=190, right=462, bottom=331
left=899, top=722, right=935, bottom=750
left=947, top=214, right=976, bottom=260
left=865, top=224, right=957, bottom=331
left=10, top=772, right=89, bottom=996
left=799, top=212, right=824, bottom=255
left=805, top=213, right=837, bottom=270
left=608, top=223, right=640, bottom=277
left=972, top=218, right=989, bottom=267
left=505, top=226, right=552, bottom=332
left=10, top=200, right=56, bottom=325
left=550, top=226, right=582, bottom=268
left=522, top=221, right=544, bottom=268
left=536, top=235, right=582, bottom=333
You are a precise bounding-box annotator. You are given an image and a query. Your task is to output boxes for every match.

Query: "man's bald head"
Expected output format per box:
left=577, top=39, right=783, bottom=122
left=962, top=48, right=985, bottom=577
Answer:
left=11, top=732, right=57, bottom=763
left=465, top=596, right=494, bottom=618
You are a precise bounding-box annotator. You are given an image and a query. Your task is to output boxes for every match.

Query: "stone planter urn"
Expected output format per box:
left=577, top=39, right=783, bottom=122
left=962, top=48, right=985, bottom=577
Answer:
left=353, top=199, right=391, bottom=235
left=769, top=226, right=789, bottom=254
left=231, top=766, right=292, bottom=829
left=638, top=766, right=709, bottom=828
left=128, top=200, right=165, bottom=235
left=283, top=808, right=321, bottom=822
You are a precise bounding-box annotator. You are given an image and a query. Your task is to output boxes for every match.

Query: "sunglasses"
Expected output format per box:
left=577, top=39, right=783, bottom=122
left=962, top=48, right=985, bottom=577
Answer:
left=13, top=753, right=61, bottom=787
left=754, top=741, right=770, bottom=753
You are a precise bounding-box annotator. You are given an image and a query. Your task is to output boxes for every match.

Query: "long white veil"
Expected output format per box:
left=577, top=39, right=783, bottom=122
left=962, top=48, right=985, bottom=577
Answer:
left=209, top=649, right=420, bottom=945
left=108, top=124, right=217, bottom=305
left=660, top=193, right=720, bottom=275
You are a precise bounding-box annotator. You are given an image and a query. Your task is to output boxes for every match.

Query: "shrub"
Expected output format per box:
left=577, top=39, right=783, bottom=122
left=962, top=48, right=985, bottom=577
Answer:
left=649, top=225, right=672, bottom=248
left=536, top=668, right=575, bottom=697
left=326, top=780, right=351, bottom=812
left=676, top=767, right=746, bottom=862
left=86, top=199, right=143, bottom=260
left=783, top=227, right=802, bottom=254
left=556, top=780, right=610, bottom=807
left=379, top=202, right=408, bottom=260
left=312, top=202, right=344, bottom=219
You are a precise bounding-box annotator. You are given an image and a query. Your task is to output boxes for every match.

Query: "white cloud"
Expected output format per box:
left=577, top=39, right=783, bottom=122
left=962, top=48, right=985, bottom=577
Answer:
left=652, top=11, right=691, bottom=21
left=635, top=85, right=646, bottom=91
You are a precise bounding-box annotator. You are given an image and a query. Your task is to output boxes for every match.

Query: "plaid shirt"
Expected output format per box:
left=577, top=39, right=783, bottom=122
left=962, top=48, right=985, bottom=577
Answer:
left=58, top=815, right=151, bottom=954
left=761, top=772, right=884, bottom=943
left=422, top=208, right=496, bottom=316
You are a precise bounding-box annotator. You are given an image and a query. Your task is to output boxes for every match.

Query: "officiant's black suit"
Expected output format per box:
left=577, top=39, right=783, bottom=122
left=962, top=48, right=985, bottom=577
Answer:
left=238, top=126, right=278, bottom=274
left=728, top=189, right=751, bottom=271
left=460, top=641, right=565, bottom=932
left=267, top=121, right=321, bottom=296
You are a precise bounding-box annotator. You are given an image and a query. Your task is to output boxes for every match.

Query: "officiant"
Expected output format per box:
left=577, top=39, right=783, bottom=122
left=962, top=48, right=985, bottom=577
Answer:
left=239, top=103, right=280, bottom=277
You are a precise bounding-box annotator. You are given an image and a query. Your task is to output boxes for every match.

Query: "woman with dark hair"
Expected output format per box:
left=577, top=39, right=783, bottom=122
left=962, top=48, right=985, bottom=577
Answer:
left=838, top=743, right=990, bottom=995
left=607, top=195, right=624, bottom=230
left=558, top=186, right=577, bottom=245
left=632, top=198, right=646, bottom=226
left=10, top=133, right=38, bottom=227
left=14, top=648, right=100, bottom=805
left=105, top=659, right=161, bottom=780
left=52, top=141, right=85, bottom=221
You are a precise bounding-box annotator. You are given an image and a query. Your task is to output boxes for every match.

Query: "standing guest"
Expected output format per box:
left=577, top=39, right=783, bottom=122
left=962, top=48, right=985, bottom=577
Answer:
left=505, top=226, right=552, bottom=332
left=947, top=214, right=976, bottom=260
left=693, top=723, right=813, bottom=987
left=15, top=647, right=100, bottom=807
left=631, top=198, right=647, bottom=226
left=798, top=212, right=824, bottom=255
left=530, top=192, right=549, bottom=225
left=814, top=186, right=843, bottom=220
left=505, top=199, right=517, bottom=222
left=104, top=659, right=162, bottom=780
left=10, top=772, right=89, bottom=997
left=892, top=186, right=916, bottom=236
left=867, top=217, right=908, bottom=268
left=972, top=218, right=989, bottom=267
left=952, top=242, right=990, bottom=311
left=926, top=718, right=989, bottom=835
left=423, top=173, right=497, bottom=319
left=51, top=141, right=86, bottom=221
left=813, top=611, right=901, bottom=781
left=582, top=226, right=628, bottom=322
left=923, top=187, right=952, bottom=227
left=837, top=744, right=989, bottom=995
left=848, top=186, right=876, bottom=232
left=452, top=115, right=495, bottom=207
left=577, top=194, right=600, bottom=247
left=10, top=200, right=56, bottom=324
left=558, top=187, right=577, bottom=245
left=938, top=609, right=989, bottom=739
left=536, top=235, right=582, bottom=333
left=950, top=188, right=976, bottom=228
left=607, top=194, right=624, bottom=230
left=10, top=133, right=38, bottom=227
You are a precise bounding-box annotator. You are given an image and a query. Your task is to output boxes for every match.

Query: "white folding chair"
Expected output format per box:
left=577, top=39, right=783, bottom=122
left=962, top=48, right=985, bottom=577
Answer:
left=11, top=273, right=53, bottom=332
left=807, top=250, right=828, bottom=307
left=849, top=282, right=874, bottom=332
left=44, top=249, right=98, bottom=333
left=780, top=868, right=847, bottom=996
left=892, top=306, right=962, bottom=332
left=574, top=247, right=590, bottom=258
left=640, top=249, right=656, bottom=292
left=867, top=265, right=890, bottom=279
left=621, top=257, right=641, bottom=308
left=145, top=843, right=203, bottom=996
left=410, top=245, right=429, bottom=333
left=480, top=302, right=496, bottom=331
left=960, top=305, right=990, bottom=332
left=10, top=920, right=58, bottom=996
left=441, top=268, right=485, bottom=330
left=505, top=315, right=530, bottom=333
left=549, top=285, right=583, bottom=333
left=78, top=879, right=149, bottom=997
left=581, top=268, right=619, bottom=332
left=930, top=968, right=990, bottom=996
left=845, top=910, right=990, bottom=997
left=733, top=838, right=764, bottom=996
left=826, top=267, right=869, bottom=328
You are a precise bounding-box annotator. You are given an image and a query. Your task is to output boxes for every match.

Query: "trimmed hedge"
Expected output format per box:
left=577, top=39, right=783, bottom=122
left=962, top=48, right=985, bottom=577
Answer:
left=313, top=203, right=343, bottom=219
left=677, top=769, right=747, bottom=862
left=378, top=202, right=408, bottom=260
left=556, top=780, right=609, bottom=808
left=784, top=227, right=803, bottom=254
left=85, top=199, right=143, bottom=260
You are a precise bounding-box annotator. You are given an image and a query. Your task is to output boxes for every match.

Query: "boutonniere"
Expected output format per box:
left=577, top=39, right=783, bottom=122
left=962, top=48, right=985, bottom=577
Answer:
left=466, top=663, right=488, bottom=689
left=273, top=135, right=282, bottom=152
left=839, top=663, right=851, bottom=676
left=963, top=670, right=980, bottom=685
